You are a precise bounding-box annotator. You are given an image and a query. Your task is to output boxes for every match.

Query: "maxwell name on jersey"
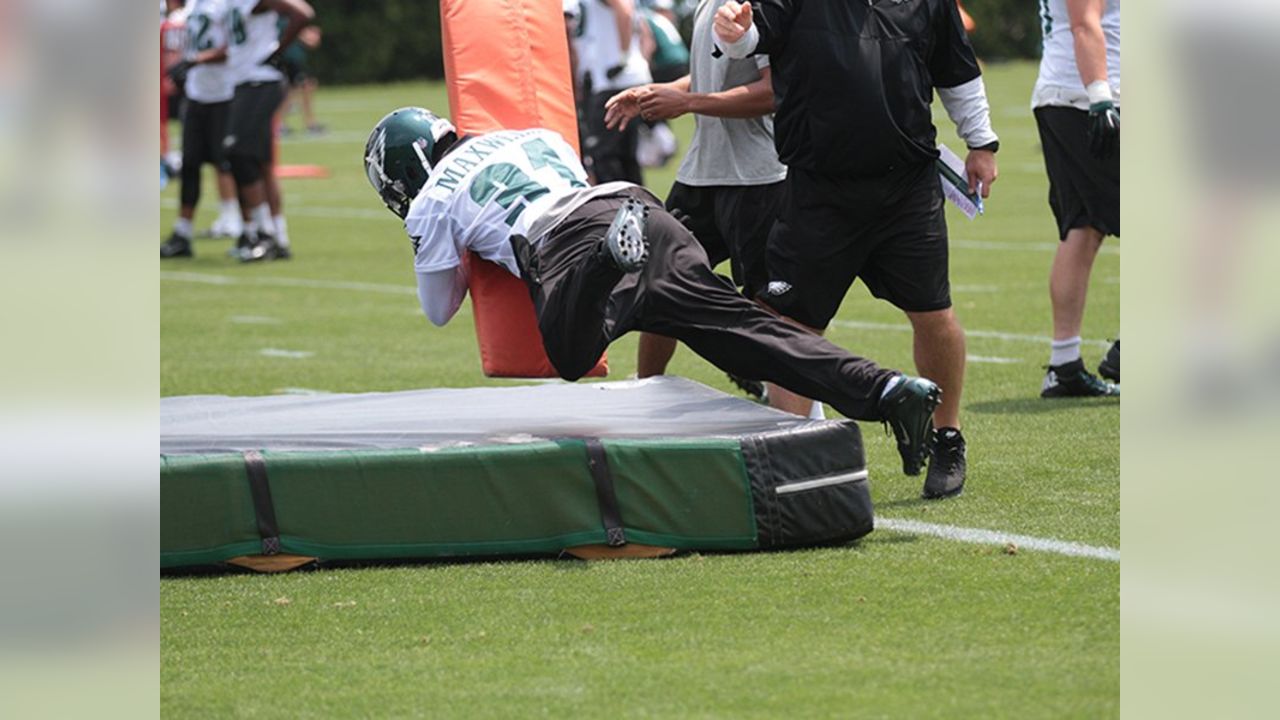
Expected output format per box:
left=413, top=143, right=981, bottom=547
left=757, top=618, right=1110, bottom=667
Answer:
left=408, top=129, right=588, bottom=277
left=424, top=129, right=586, bottom=211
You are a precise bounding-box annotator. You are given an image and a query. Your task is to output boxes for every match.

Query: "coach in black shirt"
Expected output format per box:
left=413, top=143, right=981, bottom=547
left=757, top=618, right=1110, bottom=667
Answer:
left=715, top=0, right=1000, bottom=500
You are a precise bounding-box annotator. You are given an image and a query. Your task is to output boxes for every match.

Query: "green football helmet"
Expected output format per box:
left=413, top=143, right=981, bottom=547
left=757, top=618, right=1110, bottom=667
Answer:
left=364, top=107, right=457, bottom=218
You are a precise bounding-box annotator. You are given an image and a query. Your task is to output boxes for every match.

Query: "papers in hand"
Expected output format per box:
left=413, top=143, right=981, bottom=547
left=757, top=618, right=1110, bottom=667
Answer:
left=937, top=144, right=983, bottom=220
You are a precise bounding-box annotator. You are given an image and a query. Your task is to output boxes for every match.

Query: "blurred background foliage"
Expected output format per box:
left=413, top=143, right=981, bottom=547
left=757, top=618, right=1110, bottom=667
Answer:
left=307, top=0, right=1040, bottom=85
left=307, top=0, right=445, bottom=84
left=964, top=0, right=1044, bottom=60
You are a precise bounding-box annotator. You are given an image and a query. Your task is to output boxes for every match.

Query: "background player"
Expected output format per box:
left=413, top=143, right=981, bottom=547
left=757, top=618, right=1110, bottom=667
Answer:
left=364, top=107, right=944, bottom=479
left=1033, top=0, right=1120, bottom=397
left=566, top=0, right=653, bottom=184
left=161, top=0, right=244, bottom=258
left=277, top=22, right=325, bottom=137
left=222, top=0, right=314, bottom=262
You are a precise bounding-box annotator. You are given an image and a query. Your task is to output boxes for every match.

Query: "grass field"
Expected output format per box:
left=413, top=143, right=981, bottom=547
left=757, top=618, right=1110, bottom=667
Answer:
left=160, top=61, right=1119, bottom=718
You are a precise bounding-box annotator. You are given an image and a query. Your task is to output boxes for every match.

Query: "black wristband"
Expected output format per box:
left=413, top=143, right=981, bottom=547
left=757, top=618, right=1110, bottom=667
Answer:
left=969, top=141, right=1000, bottom=154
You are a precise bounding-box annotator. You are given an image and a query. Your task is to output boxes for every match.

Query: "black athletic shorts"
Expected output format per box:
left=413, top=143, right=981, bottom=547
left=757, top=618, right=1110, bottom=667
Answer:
left=224, top=80, right=285, bottom=164
left=1035, top=106, right=1120, bottom=240
left=181, top=99, right=230, bottom=171
left=761, top=160, right=951, bottom=329
left=281, top=58, right=309, bottom=86
left=665, top=181, right=783, bottom=299
left=651, top=63, right=688, bottom=84
left=582, top=89, right=643, bottom=184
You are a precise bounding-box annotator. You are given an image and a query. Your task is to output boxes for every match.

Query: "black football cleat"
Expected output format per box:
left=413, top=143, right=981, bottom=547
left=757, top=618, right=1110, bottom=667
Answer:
left=922, top=427, right=966, bottom=499
left=602, top=198, right=650, bottom=273
left=879, top=375, right=942, bottom=476
left=239, top=234, right=290, bottom=263
left=1041, top=359, right=1119, bottom=398
left=160, top=233, right=193, bottom=259
left=1098, top=340, right=1119, bottom=383
left=229, top=231, right=255, bottom=258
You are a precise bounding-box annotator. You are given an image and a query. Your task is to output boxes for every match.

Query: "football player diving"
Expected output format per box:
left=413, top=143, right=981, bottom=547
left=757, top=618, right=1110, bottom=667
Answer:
left=363, top=108, right=943, bottom=478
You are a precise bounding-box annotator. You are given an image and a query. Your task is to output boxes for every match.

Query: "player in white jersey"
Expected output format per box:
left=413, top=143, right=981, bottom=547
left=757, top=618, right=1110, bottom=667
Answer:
left=161, top=0, right=245, bottom=258
left=221, top=0, right=314, bottom=262
left=365, top=107, right=947, bottom=479
left=1033, top=0, right=1121, bottom=397
left=567, top=0, right=653, bottom=183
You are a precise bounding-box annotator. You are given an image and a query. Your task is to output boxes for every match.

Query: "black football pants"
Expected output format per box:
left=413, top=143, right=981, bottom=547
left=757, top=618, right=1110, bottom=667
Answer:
left=179, top=99, right=230, bottom=208
left=511, top=194, right=897, bottom=422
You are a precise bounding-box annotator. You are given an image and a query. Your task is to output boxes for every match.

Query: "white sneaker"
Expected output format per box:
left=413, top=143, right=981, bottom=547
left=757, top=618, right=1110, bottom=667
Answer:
left=210, top=214, right=244, bottom=238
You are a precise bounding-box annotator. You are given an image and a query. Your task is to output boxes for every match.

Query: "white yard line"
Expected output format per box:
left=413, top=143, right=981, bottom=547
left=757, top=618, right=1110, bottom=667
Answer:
left=267, top=206, right=387, bottom=220
left=229, top=315, right=282, bottom=325
left=966, top=355, right=1022, bottom=364
left=276, top=387, right=333, bottom=395
left=277, top=130, right=372, bottom=144
left=877, top=517, right=1119, bottom=562
left=260, top=348, right=314, bottom=359
left=952, top=239, right=1120, bottom=256
left=829, top=319, right=1111, bottom=348
left=162, top=271, right=417, bottom=296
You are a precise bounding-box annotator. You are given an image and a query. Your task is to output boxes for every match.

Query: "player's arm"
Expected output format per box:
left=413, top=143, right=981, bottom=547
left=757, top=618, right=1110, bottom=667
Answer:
left=605, top=76, right=692, bottom=129
left=603, top=0, right=635, bottom=56
left=931, top=0, right=999, bottom=198
left=1067, top=0, right=1119, bottom=157
left=671, top=67, right=774, bottom=119
left=407, top=207, right=468, bottom=327
left=191, top=46, right=228, bottom=66
left=633, top=67, right=774, bottom=123
left=169, top=34, right=228, bottom=86
left=1067, top=0, right=1110, bottom=92
left=714, top=1, right=799, bottom=59
left=256, top=0, right=315, bottom=56
left=417, top=267, right=469, bottom=327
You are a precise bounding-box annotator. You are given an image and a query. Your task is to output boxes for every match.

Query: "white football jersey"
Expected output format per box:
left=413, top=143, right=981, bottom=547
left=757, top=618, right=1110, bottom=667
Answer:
left=571, top=0, right=652, bottom=92
left=184, top=0, right=234, bottom=103
left=1032, top=0, right=1121, bottom=110
left=405, top=129, right=590, bottom=279
left=224, top=0, right=283, bottom=85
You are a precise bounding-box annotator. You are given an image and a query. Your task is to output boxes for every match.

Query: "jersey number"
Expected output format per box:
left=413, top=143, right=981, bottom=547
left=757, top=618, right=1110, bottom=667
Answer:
left=188, top=14, right=214, bottom=51
left=468, top=138, right=586, bottom=227
left=230, top=9, right=247, bottom=46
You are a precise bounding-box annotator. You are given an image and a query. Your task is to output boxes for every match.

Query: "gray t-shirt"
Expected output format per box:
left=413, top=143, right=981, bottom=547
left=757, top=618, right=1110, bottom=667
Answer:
left=676, top=0, right=788, bottom=187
